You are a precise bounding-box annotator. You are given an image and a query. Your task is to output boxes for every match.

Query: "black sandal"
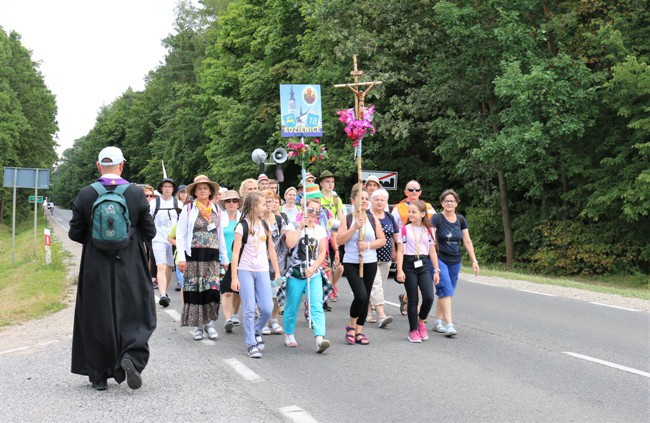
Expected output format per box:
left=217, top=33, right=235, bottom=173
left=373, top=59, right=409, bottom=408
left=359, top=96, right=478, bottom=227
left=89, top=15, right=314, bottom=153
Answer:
left=355, top=333, right=369, bottom=345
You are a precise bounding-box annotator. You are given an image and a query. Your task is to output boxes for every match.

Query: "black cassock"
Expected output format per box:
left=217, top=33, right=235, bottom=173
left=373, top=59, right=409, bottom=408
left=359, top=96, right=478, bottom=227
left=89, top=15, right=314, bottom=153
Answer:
left=68, top=180, right=156, bottom=384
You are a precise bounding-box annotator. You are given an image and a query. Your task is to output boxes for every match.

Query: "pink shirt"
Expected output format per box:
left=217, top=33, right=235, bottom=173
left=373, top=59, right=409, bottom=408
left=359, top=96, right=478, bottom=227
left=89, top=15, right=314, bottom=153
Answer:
left=398, top=224, right=435, bottom=257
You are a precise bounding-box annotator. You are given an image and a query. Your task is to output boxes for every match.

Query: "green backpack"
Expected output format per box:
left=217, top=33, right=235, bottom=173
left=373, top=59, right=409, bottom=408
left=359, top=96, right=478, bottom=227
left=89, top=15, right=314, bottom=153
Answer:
left=90, top=182, right=132, bottom=253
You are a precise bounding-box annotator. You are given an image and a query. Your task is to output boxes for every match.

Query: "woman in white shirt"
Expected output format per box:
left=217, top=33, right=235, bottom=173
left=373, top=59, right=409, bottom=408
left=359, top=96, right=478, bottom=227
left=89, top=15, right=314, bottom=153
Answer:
left=176, top=175, right=228, bottom=341
left=283, top=197, right=330, bottom=353
left=281, top=187, right=300, bottom=224
left=337, top=184, right=386, bottom=346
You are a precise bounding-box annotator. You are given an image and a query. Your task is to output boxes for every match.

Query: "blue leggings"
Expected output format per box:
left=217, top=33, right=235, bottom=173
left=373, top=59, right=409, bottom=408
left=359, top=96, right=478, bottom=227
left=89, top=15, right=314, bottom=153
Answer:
left=283, top=274, right=326, bottom=337
left=237, top=270, right=273, bottom=347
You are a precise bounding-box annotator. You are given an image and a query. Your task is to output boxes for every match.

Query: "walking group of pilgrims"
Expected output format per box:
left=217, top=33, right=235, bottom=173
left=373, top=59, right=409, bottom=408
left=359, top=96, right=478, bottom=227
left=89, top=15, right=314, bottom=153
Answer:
left=69, top=146, right=480, bottom=391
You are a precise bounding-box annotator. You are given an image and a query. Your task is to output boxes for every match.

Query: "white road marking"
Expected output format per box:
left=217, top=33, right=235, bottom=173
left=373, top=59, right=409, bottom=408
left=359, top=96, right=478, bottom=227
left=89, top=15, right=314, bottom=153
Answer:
left=519, top=290, right=555, bottom=297
left=49, top=212, right=69, bottom=231
left=165, top=309, right=181, bottom=321
left=224, top=358, right=263, bottom=382
left=466, top=280, right=498, bottom=287
left=35, top=340, right=60, bottom=347
left=0, top=346, right=30, bottom=355
left=279, top=405, right=319, bottom=423
left=384, top=300, right=399, bottom=308
left=563, top=352, right=650, bottom=378
left=589, top=302, right=640, bottom=312
left=201, top=339, right=214, bottom=345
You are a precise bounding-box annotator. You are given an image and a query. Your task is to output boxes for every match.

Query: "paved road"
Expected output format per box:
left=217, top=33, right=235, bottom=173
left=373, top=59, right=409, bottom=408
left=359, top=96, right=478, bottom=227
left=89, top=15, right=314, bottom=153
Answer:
left=1, top=208, right=648, bottom=422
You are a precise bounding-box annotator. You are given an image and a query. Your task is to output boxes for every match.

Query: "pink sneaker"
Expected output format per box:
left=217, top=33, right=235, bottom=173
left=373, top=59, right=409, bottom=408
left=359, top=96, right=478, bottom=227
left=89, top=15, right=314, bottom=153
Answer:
left=417, top=322, right=429, bottom=341
left=408, top=329, right=422, bottom=343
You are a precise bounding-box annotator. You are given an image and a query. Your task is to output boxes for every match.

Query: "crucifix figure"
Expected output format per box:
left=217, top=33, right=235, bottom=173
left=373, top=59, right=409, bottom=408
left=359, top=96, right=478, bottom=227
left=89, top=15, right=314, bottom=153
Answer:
left=334, top=55, right=382, bottom=275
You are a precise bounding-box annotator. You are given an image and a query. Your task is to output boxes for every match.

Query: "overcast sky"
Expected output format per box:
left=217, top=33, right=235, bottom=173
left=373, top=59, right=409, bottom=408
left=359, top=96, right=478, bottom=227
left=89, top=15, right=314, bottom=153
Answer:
left=0, top=0, right=183, bottom=156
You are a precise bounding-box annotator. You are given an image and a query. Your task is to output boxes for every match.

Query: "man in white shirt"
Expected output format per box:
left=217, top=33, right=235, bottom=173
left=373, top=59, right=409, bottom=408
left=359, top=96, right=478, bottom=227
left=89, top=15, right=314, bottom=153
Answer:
left=150, top=177, right=180, bottom=307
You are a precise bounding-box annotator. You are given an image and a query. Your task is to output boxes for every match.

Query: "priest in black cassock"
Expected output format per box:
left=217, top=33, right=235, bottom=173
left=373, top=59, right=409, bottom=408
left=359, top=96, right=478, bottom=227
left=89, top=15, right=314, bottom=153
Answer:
left=68, top=146, right=156, bottom=391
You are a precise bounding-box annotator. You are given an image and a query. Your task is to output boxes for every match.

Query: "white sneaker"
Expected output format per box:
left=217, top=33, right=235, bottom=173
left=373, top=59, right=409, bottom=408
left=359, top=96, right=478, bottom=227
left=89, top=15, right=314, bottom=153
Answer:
left=224, top=319, right=234, bottom=333
left=284, top=334, right=297, bottom=347
left=444, top=323, right=457, bottom=337
left=270, top=320, right=284, bottom=334
left=204, top=324, right=219, bottom=340
left=261, top=326, right=271, bottom=335
left=231, top=314, right=240, bottom=325
left=248, top=346, right=262, bottom=358
left=316, top=337, right=330, bottom=353
left=193, top=327, right=203, bottom=341
left=255, top=333, right=265, bottom=351
left=378, top=316, right=393, bottom=328
left=433, top=319, right=445, bottom=333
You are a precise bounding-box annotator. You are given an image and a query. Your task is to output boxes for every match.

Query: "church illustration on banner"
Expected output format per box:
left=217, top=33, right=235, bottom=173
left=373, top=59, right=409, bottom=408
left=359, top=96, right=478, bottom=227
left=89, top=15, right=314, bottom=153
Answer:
left=280, top=84, right=323, bottom=137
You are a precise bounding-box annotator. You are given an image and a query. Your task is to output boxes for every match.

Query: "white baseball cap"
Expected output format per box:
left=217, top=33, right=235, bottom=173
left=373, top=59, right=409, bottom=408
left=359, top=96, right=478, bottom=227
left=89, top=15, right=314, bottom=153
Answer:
left=97, top=146, right=125, bottom=165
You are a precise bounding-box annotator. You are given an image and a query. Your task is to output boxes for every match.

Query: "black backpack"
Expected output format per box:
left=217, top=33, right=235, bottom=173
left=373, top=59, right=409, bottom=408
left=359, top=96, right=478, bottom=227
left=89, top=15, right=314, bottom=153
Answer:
left=222, top=218, right=272, bottom=285
left=153, top=196, right=181, bottom=218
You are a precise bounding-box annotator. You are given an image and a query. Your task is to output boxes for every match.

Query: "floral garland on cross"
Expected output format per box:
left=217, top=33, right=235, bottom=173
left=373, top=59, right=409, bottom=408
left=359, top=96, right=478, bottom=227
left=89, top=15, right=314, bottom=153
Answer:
left=336, top=105, right=375, bottom=154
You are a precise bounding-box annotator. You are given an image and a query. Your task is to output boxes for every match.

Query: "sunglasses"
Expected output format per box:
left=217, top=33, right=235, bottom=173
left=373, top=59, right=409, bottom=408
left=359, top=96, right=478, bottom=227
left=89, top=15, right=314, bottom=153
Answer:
left=307, top=207, right=321, bottom=215
left=145, top=194, right=154, bottom=198
left=224, top=199, right=239, bottom=204
left=406, top=188, right=422, bottom=192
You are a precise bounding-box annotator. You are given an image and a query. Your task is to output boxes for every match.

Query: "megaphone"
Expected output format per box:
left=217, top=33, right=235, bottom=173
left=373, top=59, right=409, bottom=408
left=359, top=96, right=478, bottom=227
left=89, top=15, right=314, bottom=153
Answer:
left=251, top=149, right=267, bottom=164
left=272, top=148, right=288, bottom=164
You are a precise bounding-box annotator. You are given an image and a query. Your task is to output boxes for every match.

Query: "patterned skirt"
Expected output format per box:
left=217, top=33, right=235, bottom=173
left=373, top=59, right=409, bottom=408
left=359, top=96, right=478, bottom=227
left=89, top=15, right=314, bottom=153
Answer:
left=180, top=247, right=221, bottom=327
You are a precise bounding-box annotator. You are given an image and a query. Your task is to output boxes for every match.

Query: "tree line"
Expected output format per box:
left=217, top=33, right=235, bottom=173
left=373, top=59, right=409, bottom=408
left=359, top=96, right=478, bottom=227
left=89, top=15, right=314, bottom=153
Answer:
left=0, top=28, right=58, bottom=222
left=46, top=0, right=648, bottom=277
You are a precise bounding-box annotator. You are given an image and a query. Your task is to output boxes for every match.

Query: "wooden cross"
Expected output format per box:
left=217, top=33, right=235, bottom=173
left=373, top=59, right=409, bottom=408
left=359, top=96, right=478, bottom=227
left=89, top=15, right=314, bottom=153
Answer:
left=334, top=55, right=382, bottom=275
left=334, top=55, right=383, bottom=120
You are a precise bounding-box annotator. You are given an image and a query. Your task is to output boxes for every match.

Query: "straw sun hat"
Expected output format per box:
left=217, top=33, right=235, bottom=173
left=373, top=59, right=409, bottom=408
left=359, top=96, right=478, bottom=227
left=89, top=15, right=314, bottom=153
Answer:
left=185, top=175, right=220, bottom=198
left=219, top=190, right=241, bottom=208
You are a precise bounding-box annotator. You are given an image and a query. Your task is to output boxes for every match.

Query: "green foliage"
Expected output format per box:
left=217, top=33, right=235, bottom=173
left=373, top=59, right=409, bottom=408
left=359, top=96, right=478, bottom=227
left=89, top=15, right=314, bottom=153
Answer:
left=47, top=0, right=650, bottom=277
left=531, top=221, right=648, bottom=275
left=0, top=28, right=58, bottom=223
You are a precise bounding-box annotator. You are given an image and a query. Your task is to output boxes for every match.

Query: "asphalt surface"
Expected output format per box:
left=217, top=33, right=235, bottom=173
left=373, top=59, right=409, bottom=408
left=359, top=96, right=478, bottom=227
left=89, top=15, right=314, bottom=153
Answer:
left=1, top=206, right=648, bottom=422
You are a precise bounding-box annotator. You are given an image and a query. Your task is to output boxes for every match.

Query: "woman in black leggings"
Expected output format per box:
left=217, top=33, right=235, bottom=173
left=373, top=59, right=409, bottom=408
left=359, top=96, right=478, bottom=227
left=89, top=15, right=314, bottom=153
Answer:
left=396, top=200, right=440, bottom=343
left=337, top=184, right=385, bottom=345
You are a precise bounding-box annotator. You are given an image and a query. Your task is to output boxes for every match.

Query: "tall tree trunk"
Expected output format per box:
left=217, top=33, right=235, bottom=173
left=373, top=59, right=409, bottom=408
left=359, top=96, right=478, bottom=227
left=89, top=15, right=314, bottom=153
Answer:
left=497, top=169, right=515, bottom=265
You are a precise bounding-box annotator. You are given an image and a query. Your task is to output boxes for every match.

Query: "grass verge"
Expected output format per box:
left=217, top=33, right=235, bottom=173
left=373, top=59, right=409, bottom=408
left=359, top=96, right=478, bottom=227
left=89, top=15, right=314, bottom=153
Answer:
left=470, top=265, right=649, bottom=300
left=0, top=214, right=71, bottom=327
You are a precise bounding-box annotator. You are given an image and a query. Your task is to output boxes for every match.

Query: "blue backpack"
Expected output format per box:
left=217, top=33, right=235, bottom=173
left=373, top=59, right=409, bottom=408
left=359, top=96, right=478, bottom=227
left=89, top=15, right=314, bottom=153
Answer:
left=90, top=182, right=133, bottom=253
